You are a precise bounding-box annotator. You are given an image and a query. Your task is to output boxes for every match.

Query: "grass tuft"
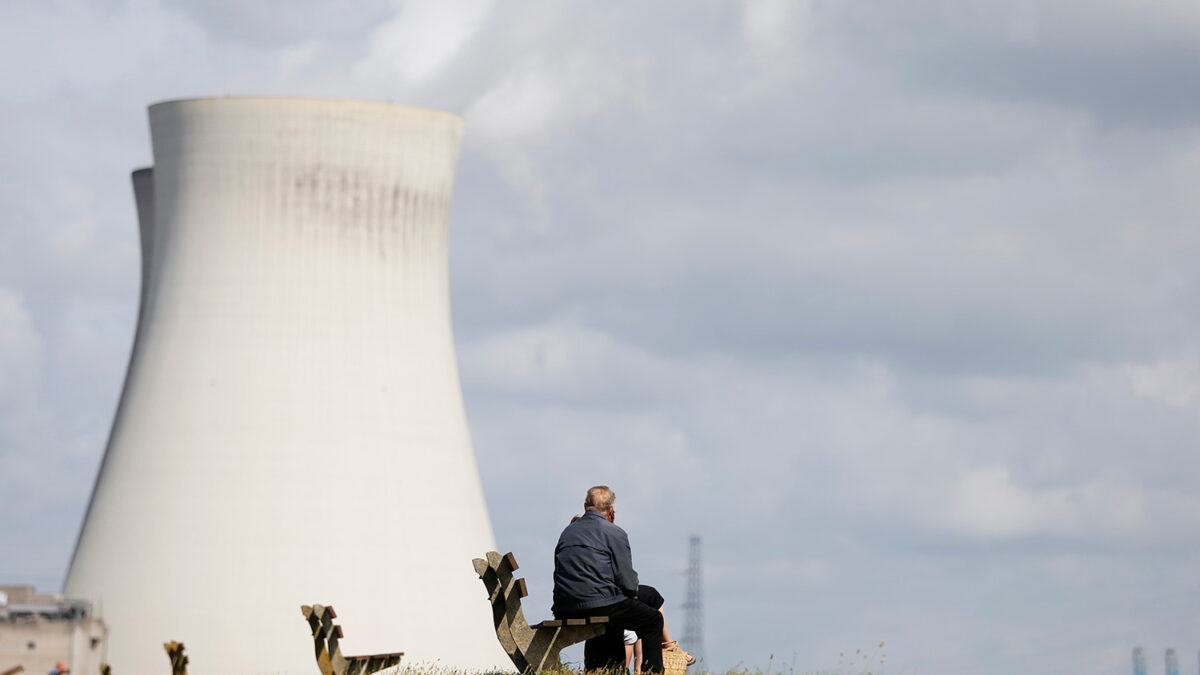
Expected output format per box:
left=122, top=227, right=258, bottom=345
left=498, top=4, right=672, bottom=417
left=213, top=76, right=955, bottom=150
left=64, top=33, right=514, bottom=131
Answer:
left=378, top=643, right=892, bottom=675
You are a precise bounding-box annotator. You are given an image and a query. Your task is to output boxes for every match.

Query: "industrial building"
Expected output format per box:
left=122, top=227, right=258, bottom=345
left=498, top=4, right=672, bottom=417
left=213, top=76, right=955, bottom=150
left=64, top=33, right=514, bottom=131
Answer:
left=0, top=586, right=106, bottom=675
left=64, top=97, right=506, bottom=674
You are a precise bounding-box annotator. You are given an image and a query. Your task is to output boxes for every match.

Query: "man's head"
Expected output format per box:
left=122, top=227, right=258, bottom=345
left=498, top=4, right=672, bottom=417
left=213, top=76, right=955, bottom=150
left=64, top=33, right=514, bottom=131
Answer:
left=584, top=485, right=615, bottom=521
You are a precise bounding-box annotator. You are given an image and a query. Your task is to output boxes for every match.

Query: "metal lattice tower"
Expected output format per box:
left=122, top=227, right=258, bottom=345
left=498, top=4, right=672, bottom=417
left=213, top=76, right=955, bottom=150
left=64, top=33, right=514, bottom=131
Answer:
left=681, top=535, right=705, bottom=662
left=1166, top=648, right=1179, bottom=675
left=1132, top=647, right=1146, bottom=675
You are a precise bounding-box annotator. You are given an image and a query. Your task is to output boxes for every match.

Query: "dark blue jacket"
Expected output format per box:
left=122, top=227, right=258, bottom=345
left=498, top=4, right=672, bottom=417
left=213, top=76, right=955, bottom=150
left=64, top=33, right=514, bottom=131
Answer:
left=552, top=510, right=640, bottom=613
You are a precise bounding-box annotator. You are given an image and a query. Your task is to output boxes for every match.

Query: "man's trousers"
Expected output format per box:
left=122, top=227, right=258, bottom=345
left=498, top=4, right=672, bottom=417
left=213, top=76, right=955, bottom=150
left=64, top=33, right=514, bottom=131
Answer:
left=558, top=585, right=665, bottom=673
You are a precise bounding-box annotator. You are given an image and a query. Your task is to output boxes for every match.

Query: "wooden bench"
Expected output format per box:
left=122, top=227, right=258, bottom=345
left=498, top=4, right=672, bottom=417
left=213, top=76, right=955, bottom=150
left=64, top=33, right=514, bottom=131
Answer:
left=300, top=604, right=403, bottom=675
left=472, top=551, right=610, bottom=672
left=163, top=641, right=188, bottom=675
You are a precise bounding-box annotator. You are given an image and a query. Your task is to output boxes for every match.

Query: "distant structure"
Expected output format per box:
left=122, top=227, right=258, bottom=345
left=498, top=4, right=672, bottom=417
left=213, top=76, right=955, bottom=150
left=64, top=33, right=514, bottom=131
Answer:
left=681, top=535, right=705, bottom=662
left=63, top=97, right=506, bottom=674
left=1166, top=648, right=1179, bottom=675
left=0, top=586, right=107, bottom=675
left=1132, top=647, right=1146, bottom=675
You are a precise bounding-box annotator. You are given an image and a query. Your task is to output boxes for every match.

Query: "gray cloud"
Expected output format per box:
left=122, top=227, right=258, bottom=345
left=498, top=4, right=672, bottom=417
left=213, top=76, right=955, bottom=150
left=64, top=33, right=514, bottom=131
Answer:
left=830, top=1, right=1200, bottom=127
left=172, top=0, right=395, bottom=47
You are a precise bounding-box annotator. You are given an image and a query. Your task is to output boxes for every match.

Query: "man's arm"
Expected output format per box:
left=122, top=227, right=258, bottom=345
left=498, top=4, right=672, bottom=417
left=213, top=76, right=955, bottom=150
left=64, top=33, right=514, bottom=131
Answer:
left=608, top=525, right=640, bottom=597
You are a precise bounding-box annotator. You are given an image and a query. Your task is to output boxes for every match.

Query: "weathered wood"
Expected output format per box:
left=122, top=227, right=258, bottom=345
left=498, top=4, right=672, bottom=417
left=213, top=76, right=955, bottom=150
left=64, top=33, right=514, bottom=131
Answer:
left=473, top=550, right=608, bottom=672
left=532, top=617, right=609, bottom=628
left=163, top=641, right=188, bottom=675
left=300, top=604, right=403, bottom=675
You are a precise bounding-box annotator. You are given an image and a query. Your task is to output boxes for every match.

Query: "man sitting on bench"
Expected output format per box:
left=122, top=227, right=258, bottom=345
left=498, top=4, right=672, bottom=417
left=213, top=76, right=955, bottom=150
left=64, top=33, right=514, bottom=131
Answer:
left=552, top=485, right=665, bottom=673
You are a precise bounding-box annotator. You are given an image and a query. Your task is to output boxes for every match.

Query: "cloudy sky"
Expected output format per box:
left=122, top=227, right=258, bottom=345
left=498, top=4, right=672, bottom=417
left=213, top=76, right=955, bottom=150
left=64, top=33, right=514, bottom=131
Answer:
left=4, top=1, right=1200, bottom=673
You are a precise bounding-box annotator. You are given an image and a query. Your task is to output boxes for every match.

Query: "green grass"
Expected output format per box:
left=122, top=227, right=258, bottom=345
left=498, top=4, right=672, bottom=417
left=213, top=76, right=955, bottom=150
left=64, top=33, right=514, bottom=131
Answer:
left=379, top=642, right=891, bottom=675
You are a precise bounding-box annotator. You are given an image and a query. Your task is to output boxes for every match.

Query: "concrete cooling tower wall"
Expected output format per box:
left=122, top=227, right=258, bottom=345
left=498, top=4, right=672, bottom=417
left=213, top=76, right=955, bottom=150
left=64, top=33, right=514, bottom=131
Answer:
left=65, top=97, right=507, bottom=674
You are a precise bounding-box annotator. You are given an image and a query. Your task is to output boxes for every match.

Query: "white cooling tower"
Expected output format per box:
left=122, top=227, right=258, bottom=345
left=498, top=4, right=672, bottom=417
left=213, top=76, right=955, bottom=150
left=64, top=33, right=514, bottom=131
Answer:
left=65, top=97, right=507, bottom=674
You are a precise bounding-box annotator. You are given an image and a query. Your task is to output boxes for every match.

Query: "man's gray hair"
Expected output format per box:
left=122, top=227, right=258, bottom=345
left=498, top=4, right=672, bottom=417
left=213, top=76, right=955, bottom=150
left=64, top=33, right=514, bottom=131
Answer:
left=584, top=485, right=615, bottom=512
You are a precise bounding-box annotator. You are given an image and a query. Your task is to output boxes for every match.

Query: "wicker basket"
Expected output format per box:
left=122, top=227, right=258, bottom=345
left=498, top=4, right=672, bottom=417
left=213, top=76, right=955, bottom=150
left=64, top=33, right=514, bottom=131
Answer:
left=662, top=646, right=690, bottom=675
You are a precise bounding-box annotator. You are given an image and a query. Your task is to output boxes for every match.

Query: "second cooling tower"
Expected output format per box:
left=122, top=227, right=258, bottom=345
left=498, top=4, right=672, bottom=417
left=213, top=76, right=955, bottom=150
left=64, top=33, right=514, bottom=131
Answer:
left=65, top=97, right=507, bottom=674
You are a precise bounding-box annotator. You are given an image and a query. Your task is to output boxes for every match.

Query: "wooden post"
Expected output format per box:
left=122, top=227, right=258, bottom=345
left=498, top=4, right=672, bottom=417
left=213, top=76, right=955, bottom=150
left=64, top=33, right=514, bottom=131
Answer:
left=163, top=641, right=188, bottom=675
